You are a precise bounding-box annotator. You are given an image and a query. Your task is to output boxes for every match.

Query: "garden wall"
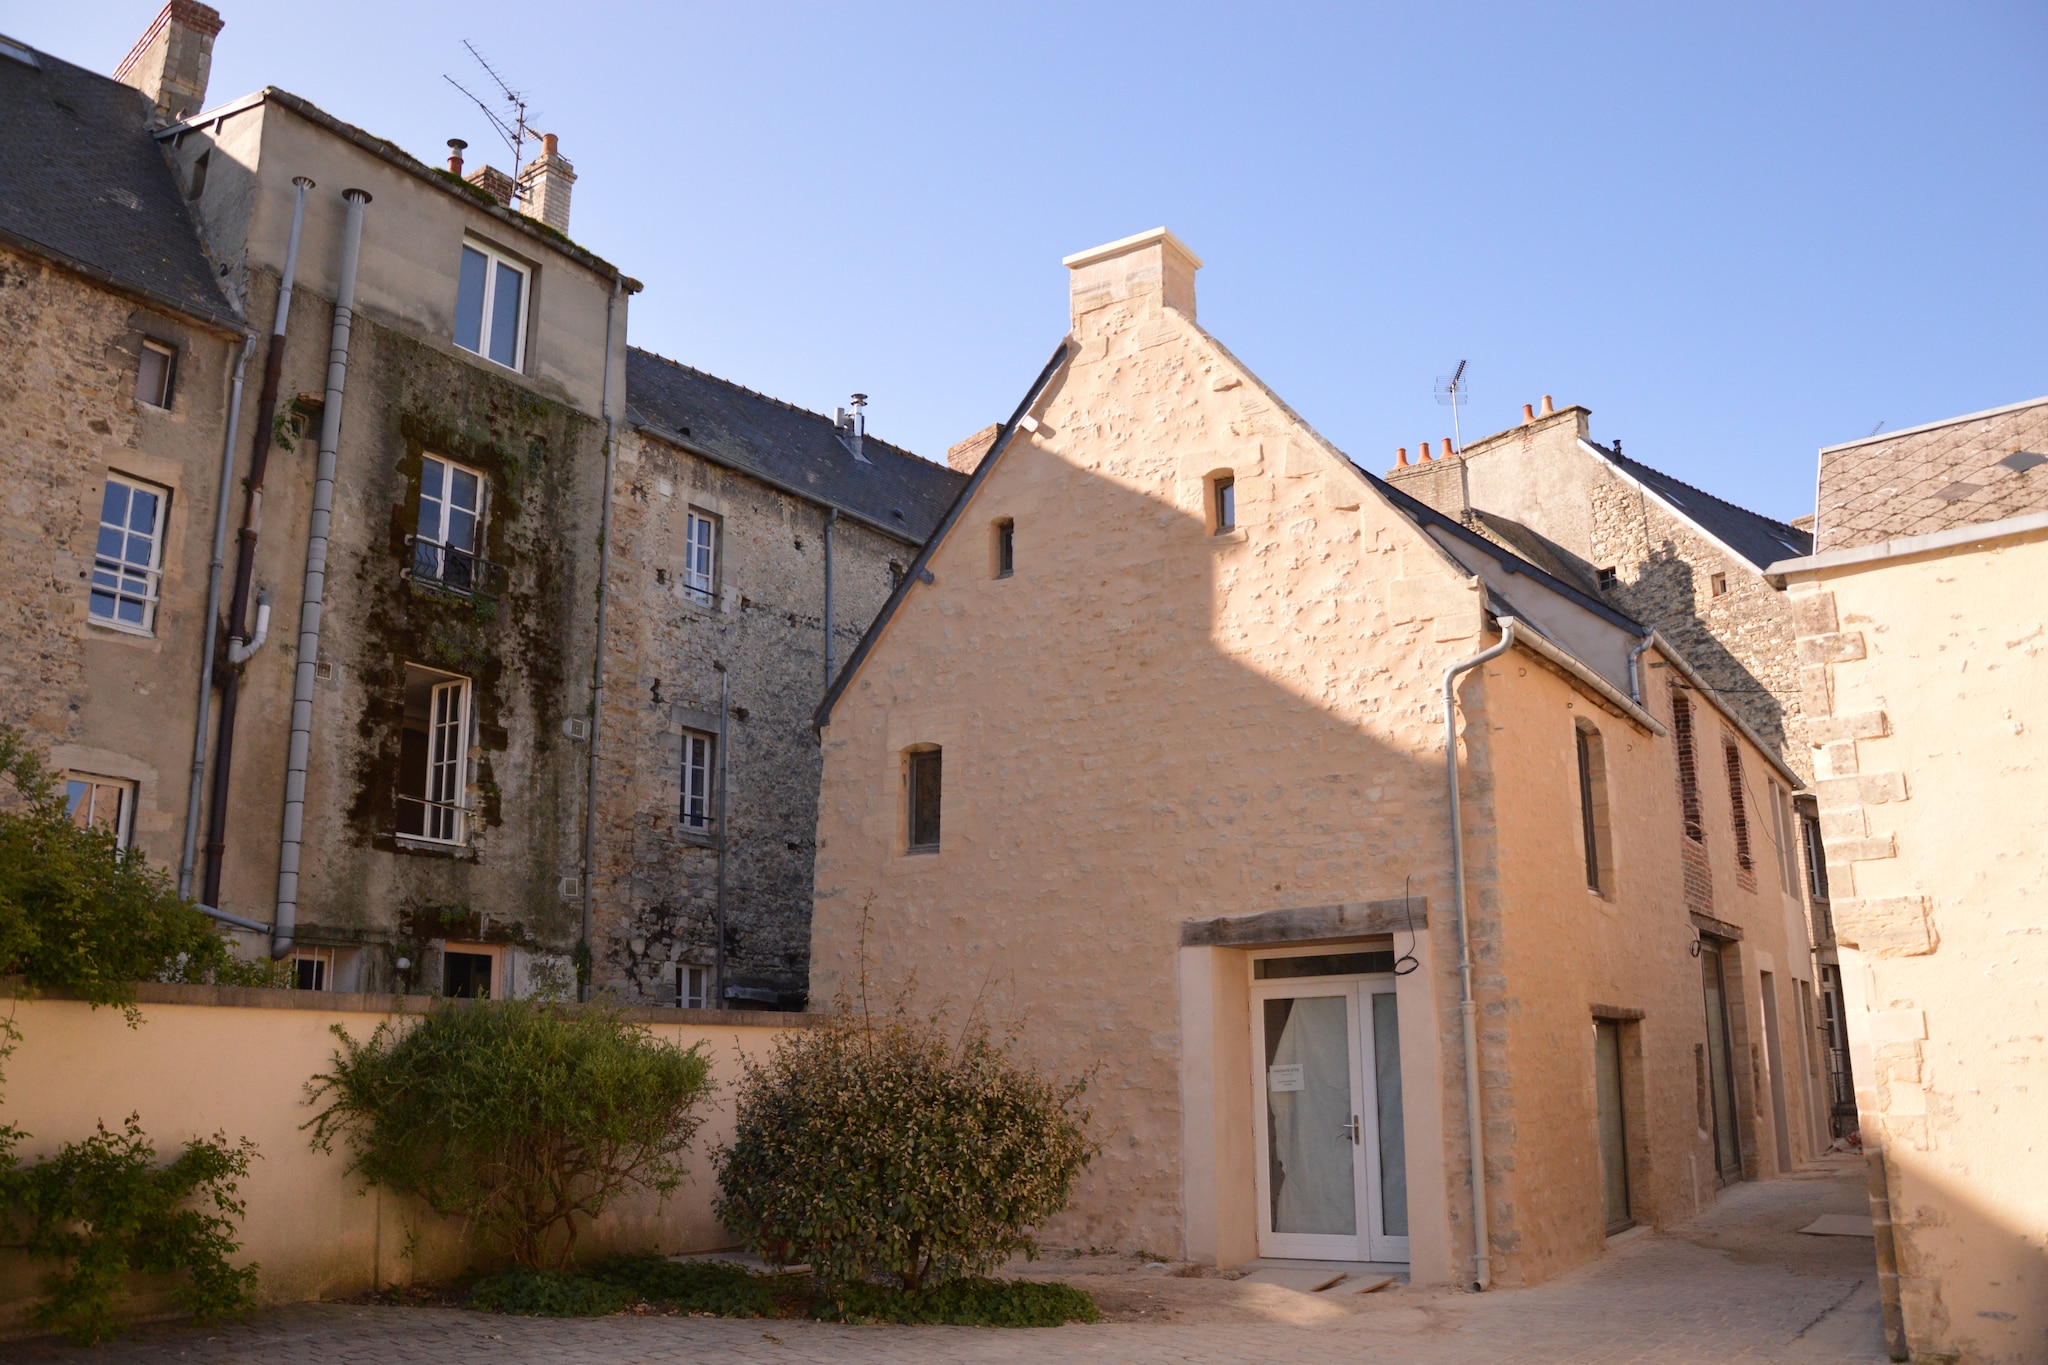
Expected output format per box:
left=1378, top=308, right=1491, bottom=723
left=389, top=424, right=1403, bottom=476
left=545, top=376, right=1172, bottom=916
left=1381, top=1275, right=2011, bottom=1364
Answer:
left=0, top=983, right=803, bottom=1334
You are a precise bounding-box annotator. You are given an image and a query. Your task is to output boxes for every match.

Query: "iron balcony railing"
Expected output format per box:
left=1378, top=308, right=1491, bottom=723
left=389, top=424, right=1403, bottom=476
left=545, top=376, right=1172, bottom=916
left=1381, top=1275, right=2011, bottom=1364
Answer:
left=403, top=536, right=504, bottom=598
left=395, top=793, right=468, bottom=845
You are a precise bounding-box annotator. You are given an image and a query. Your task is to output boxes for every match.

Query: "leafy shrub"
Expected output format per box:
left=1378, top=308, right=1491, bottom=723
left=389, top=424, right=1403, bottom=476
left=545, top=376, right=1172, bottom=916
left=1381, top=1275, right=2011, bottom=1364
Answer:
left=0, top=726, right=281, bottom=1013
left=467, top=1267, right=635, bottom=1317
left=0, top=1115, right=258, bottom=1345
left=814, top=1276, right=1099, bottom=1327
left=715, top=997, right=1096, bottom=1291
left=307, top=999, right=713, bottom=1269
left=588, top=1252, right=778, bottom=1316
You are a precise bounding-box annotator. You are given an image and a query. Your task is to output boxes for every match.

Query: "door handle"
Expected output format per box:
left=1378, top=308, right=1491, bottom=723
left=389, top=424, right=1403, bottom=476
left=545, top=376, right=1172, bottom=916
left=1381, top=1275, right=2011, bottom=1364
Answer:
left=1343, top=1116, right=1362, bottom=1145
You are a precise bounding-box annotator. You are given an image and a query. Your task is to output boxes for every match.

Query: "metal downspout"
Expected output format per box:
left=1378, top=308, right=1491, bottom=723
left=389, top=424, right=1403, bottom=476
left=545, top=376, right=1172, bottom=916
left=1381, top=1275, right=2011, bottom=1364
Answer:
left=822, top=509, right=837, bottom=689
left=179, top=334, right=256, bottom=899
left=271, top=187, right=369, bottom=959
left=1627, top=631, right=1655, bottom=705
left=1443, top=614, right=1518, bottom=1291
left=578, top=276, right=624, bottom=1001
left=203, top=175, right=312, bottom=906
left=713, top=664, right=730, bottom=1008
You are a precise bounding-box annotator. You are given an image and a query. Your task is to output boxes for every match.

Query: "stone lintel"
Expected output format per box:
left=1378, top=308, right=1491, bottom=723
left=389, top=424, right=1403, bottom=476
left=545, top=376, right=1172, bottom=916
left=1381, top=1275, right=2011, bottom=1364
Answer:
left=1690, top=910, right=1745, bottom=941
left=1591, top=1003, right=1647, bottom=1021
left=1180, top=897, right=1426, bottom=948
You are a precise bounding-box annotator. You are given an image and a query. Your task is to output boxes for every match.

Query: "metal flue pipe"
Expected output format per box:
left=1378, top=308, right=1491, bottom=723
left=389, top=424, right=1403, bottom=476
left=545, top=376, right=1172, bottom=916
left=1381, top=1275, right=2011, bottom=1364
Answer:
left=1442, top=614, right=1518, bottom=1291
left=203, top=174, right=312, bottom=906
left=272, top=186, right=369, bottom=959
left=178, top=333, right=256, bottom=899
left=578, top=275, right=626, bottom=1000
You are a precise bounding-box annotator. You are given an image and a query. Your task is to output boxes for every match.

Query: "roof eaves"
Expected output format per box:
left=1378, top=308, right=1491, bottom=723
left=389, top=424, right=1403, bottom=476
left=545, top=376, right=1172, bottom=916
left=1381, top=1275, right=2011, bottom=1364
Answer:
left=627, top=413, right=925, bottom=547
left=0, top=222, right=247, bottom=336
left=814, top=339, right=1072, bottom=730
left=170, top=89, right=640, bottom=290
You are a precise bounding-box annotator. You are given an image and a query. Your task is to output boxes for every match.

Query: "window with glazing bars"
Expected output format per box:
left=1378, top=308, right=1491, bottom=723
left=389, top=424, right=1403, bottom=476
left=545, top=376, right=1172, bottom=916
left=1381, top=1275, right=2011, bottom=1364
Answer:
left=683, top=511, right=717, bottom=601
left=397, top=667, right=470, bottom=843
left=414, top=455, right=484, bottom=591
left=90, top=474, right=167, bottom=633
left=453, top=242, right=528, bottom=370
left=65, top=775, right=133, bottom=848
left=681, top=730, right=715, bottom=832
left=907, top=749, right=942, bottom=851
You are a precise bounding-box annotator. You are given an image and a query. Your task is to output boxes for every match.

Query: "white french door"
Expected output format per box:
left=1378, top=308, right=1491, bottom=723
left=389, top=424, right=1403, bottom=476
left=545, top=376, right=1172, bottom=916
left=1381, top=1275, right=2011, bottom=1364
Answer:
left=425, top=679, right=468, bottom=843
left=1250, top=975, right=1408, bottom=1263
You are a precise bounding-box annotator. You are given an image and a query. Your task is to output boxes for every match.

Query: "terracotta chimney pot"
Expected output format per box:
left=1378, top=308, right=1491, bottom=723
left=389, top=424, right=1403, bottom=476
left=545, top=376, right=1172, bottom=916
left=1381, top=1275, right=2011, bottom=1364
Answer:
left=1541, top=395, right=1555, bottom=416
left=1419, top=440, right=1434, bottom=463
left=1523, top=403, right=1535, bottom=424
left=1395, top=447, right=1409, bottom=468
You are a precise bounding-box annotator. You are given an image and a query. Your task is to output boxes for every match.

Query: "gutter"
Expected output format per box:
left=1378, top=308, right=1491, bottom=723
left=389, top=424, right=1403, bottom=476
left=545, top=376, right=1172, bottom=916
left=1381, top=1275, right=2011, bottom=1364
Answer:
left=1765, top=510, right=2048, bottom=584
left=1443, top=616, right=1520, bottom=1292
left=628, top=415, right=928, bottom=547
left=1506, top=619, right=1667, bottom=737
left=815, top=339, right=1073, bottom=730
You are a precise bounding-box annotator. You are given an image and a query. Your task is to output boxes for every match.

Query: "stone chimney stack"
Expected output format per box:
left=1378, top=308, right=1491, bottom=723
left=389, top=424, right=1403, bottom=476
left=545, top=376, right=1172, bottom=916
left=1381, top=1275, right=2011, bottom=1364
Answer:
left=465, top=164, right=518, bottom=208
left=113, top=1, right=224, bottom=126
left=947, top=424, right=1002, bottom=474
left=518, top=133, right=577, bottom=232
left=1062, top=227, right=1201, bottom=334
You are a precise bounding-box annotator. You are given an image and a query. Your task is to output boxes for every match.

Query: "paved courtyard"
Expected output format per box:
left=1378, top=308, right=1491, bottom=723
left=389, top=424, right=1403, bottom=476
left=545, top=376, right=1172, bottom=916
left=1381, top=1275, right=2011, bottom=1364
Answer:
left=13, top=1160, right=1886, bottom=1364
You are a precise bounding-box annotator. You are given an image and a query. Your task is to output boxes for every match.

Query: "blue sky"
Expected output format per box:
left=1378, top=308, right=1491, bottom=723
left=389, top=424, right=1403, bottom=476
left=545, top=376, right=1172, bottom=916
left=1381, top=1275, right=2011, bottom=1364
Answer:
left=22, top=2, right=2047, bottom=521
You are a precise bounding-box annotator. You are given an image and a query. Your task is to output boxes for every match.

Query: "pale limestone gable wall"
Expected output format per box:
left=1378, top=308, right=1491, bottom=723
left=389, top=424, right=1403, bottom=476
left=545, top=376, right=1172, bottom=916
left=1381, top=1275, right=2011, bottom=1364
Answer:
left=1779, top=533, right=2048, bottom=1362
left=590, top=428, right=909, bottom=1004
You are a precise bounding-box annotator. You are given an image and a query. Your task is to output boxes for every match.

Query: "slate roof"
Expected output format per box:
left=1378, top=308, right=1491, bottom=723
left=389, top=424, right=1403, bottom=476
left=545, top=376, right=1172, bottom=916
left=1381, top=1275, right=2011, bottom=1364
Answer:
left=1813, top=397, right=2048, bottom=553
left=0, top=36, right=240, bottom=331
left=625, top=349, right=966, bottom=543
left=1586, top=440, right=1811, bottom=570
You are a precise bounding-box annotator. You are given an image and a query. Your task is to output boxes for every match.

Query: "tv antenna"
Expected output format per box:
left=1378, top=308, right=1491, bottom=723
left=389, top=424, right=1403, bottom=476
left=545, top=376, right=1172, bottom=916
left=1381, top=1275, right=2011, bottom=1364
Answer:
left=443, top=41, right=539, bottom=200
left=1434, top=359, right=1471, bottom=453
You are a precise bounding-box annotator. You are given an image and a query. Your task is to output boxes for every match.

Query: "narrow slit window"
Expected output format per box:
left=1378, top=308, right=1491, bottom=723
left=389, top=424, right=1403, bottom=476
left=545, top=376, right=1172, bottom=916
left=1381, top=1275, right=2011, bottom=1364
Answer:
left=681, top=730, right=716, bottom=832
left=994, top=518, right=1015, bottom=578
left=907, top=748, right=942, bottom=852
left=683, top=511, right=718, bottom=602
left=1213, top=474, right=1236, bottom=532
left=413, top=454, right=485, bottom=592
left=1671, top=691, right=1703, bottom=842
left=678, top=963, right=709, bottom=1009
left=452, top=242, right=529, bottom=370
left=1576, top=722, right=1611, bottom=894
left=135, top=339, right=175, bottom=408
left=90, top=473, right=168, bottom=633
left=1709, top=572, right=1729, bottom=598
left=1724, top=742, right=1753, bottom=870
left=1800, top=811, right=1830, bottom=902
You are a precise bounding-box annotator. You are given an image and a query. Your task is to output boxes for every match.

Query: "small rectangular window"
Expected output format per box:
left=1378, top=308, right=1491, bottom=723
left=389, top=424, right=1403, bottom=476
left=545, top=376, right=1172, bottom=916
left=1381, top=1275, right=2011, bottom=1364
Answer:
left=1596, top=566, right=1618, bottom=590
left=293, top=948, right=332, bottom=991
left=412, top=454, right=486, bottom=592
left=397, top=665, right=471, bottom=844
left=65, top=775, right=134, bottom=848
left=683, top=511, right=718, bottom=602
left=678, top=964, right=709, bottom=1009
left=1800, top=811, right=1830, bottom=902
left=1576, top=726, right=1605, bottom=893
left=1709, top=571, right=1729, bottom=598
left=907, top=748, right=942, bottom=852
left=443, top=948, right=494, bottom=999
left=994, top=519, right=1015, bottom=578
left=681, top=729, right=716, bottom=832
left=90, top=473, right=168, bottom=633
left=1214, top=476, right=1236, bottom=532
left=135, top=339, right=175, bottom=408
left=452, top=242, right=528, bottom=370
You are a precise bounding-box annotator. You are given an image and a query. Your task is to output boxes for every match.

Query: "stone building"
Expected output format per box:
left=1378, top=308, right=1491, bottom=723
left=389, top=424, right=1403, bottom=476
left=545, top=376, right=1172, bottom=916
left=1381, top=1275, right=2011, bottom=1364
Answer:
left=1768, top=398, right=2048, bottom=1363
left=812, top=229, right=1826, bottom=1289
left=1384, top=399, right=1858, bottom=1139
left=589, top=355, right=963, bottom=1007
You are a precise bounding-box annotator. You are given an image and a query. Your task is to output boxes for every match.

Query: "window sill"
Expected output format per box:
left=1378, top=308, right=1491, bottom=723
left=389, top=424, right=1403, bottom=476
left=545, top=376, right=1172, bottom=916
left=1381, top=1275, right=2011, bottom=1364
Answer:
left=887, top=847, right=942, bottom=876
left=452, top=342, right=525, bottom=376
left=84, top=617, right=159, bottom=645
left=677, top=827, right=717, bottom=849
left=1209, top=528, right=1248, bottom=545
left=393, top=835, right=471, bottom=857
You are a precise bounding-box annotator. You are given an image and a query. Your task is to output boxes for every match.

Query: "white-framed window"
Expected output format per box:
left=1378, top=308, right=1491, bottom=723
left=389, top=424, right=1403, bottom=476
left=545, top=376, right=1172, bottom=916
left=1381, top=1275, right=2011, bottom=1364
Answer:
left=65, top=774, right=134, bottom=848
left=678, top=964, right=709, bottom=1009
left=90, top=473, right=168, bottom=633
left=293, top=948, right=333, bottom=991
left=135, top=339, right=175, bottom=408
left=397, top=664, right=471, bottom=845
left=453, top=240, right=529, bottom=371
left=683, top=510, right=718, bottom=602
left=681, top=729, right=715, bottom=832
left=413, top=454, right=485, bottom=591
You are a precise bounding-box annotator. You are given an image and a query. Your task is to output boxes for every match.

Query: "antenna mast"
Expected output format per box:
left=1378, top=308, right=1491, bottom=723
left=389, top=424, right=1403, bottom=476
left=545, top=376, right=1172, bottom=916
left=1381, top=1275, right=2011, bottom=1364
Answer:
left=1435, top=359, right=1471, bottom=453
left=442, top=41, right=539, bottom=205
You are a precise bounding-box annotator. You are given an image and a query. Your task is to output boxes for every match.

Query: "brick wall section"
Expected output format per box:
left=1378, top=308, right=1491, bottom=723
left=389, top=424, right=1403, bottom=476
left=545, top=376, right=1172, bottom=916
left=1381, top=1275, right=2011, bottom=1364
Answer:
left=591, top=429, right=911, bottom=1005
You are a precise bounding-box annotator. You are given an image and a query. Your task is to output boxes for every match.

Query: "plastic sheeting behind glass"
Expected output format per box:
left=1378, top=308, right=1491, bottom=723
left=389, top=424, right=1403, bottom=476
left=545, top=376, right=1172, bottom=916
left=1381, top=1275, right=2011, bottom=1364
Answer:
left=1371, top=991, right=1408, bottom=1237
left=1264, top=996, right=1356, bottom=1236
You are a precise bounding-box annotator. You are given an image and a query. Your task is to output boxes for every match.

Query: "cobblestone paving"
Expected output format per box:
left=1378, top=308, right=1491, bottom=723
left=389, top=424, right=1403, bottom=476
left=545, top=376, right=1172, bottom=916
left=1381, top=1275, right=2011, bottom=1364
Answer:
left=11, top=1169, right=1886, bottom=1364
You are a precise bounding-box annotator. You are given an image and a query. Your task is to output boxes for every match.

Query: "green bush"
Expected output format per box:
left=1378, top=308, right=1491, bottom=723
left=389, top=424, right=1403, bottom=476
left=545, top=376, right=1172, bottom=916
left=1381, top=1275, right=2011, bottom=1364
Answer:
left=714, top=998, right=1097, bottom=1291
left=0, top=726, right=283, bottom=1013
left=307, top=999, right=713, bottom=1269
left=467, top=1267, right=635, bottom=1317
left=814, top=1276, right=1099, bottom=1327
left=588, top=1252, right=778, bottom=1316
left=0, top=1115, right=258, bottom=1345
